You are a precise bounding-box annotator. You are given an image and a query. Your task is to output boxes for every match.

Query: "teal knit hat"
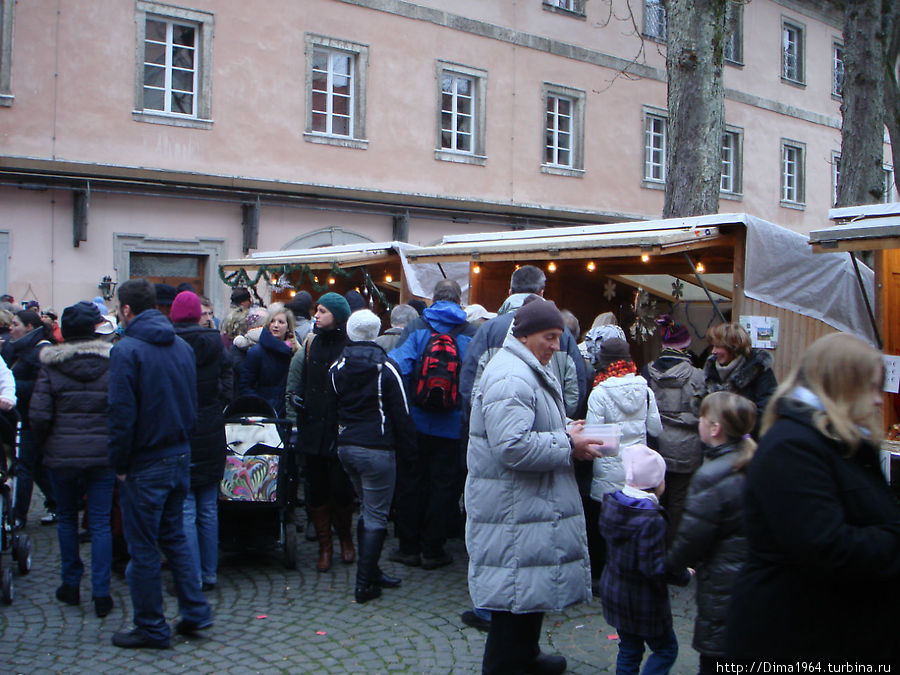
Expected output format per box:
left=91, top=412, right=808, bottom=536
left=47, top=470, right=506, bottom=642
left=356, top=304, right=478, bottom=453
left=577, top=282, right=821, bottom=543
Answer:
left=316, top=292, right=352, bottom=324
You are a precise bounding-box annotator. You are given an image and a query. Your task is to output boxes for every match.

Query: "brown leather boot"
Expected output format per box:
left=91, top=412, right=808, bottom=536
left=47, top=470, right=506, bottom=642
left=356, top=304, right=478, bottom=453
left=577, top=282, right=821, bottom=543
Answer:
left=333, top=503, right=356, bottom=564
left=310, top=505, right=333, bottom=572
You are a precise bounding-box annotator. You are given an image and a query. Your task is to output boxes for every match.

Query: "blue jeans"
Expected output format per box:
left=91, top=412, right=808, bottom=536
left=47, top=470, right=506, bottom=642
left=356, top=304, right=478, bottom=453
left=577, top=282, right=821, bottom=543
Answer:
left=183, top=481, right=219, bottom=586
left=119, top=452, right=212, bottom=643
left=338, top=445, right=396, bottom=530
left=49, top=466, right=115, bottom=597
left=616, top=628, right=679, bottom=675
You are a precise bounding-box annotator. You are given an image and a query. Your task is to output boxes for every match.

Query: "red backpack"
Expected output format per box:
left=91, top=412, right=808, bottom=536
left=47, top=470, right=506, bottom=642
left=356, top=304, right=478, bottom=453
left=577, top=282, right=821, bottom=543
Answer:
left=412, top=323, right=465, bottom=412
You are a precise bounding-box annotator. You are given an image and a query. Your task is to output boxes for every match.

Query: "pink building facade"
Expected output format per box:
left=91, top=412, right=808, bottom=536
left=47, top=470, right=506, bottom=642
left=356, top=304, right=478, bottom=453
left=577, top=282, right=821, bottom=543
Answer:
left=0, top=0, right=893, bottom=313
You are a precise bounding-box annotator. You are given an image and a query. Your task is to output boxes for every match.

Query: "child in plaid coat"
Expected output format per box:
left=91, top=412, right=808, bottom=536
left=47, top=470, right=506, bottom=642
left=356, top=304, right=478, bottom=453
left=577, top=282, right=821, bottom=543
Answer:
left=598, top=444, right=692, bottom=674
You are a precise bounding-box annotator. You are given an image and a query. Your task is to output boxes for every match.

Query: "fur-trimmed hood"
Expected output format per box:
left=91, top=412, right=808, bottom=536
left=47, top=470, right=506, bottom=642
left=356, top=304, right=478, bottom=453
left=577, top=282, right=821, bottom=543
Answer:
left=39, top=339, right=112, bottom=383
left=40, top=339, right=112, bottom=365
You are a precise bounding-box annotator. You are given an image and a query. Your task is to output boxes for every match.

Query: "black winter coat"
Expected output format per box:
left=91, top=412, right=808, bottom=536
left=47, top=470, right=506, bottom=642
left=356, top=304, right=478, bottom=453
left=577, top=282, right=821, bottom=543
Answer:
left=238, top=328, right=293, bottom=417
left=30, top=339, right=112, bottom=470
left=666, top=441, right=746, bottom=657
left=2, top=327, right=51, bottom=426
left=329, top=342, right=417, bottom=457
left=726, top=398, right=900, bottom=663
left=295, top=326, right=347, bottom=457
left=174, top=323, right=232, bottom=487
left=698, top=348, right=777, bottom=438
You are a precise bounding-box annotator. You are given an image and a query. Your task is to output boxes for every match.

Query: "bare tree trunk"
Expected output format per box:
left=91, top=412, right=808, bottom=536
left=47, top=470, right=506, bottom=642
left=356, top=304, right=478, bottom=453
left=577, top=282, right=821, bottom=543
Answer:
left=663, top=0, right=729, bottom=218
left=882, top=1, right=900, bottom=196
left=838, top=0, right=888, bottom=207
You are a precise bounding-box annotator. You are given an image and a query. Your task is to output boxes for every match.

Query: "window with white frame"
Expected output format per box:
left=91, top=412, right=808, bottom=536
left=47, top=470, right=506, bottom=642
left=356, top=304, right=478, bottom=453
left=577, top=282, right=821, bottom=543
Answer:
left=782, top=20, right=805, bottom=84
left=643, top=111, right=667, bottom=183
left=542, top=84, right=585, bottom=175
left=134, top=2, right=214, bottom=128
left=720, top=129, right=742, bottom=195
left=544, top=0, right=585, bottom=14
left=142, top=19, right=197, bottom=116
left=781, top=140, right=805, bottom=206
left=644, top=0, right=666, bottom=41
left=436, top=61, right=487, bottom=164
left=724, top=2, right=743, bottom=65
left=833, top=43, right=844, bottom=97
left=0, top=0, right=14, bottom=106
left=832, top=155, right=895, bottom=205
left=304, top=35, right=369, bottom=148
left=832, top=153, right=841, bottom=206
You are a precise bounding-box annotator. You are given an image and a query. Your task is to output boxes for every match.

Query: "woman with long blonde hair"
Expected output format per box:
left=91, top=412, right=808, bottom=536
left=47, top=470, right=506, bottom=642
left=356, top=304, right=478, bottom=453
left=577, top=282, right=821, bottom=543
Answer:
left=237, top=302, right=298, bottom=416
left=726, top=333, right=900, bottom=664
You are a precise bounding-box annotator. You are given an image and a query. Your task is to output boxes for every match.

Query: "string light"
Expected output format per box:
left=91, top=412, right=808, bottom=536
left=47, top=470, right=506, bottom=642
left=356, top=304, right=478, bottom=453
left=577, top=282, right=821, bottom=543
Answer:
left=586, top=261, right=596, bottom=272
left=547, top=261, right=557, bottom=273
left=695, top=260, right=705, bottom=274
left=385, top=274, right=393, bottom=283
left=328, top=277, right=336, bottom=285
left=641, top=253, right=650, bottom=263
left=473, top=265, right=481, bottom=274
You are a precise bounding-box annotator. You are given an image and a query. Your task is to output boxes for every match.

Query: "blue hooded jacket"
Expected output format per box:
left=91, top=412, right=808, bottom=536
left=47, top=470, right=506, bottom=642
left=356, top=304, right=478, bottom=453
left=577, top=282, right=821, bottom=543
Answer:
left=107, top=309, right=197, bottom=473
left=388, top=301, right=476, bottom=439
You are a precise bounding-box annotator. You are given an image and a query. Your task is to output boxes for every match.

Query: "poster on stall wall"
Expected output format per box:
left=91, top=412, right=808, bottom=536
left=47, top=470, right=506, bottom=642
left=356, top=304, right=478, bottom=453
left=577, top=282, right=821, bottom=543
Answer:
left=883, top=355, right=900, bottom=394
left=739, top=315, right=779, bottom=350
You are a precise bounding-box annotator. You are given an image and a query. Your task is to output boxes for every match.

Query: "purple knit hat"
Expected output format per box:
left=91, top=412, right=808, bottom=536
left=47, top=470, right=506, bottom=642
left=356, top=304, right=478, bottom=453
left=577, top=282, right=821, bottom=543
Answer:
left=170, top=291, right=202, bottom=324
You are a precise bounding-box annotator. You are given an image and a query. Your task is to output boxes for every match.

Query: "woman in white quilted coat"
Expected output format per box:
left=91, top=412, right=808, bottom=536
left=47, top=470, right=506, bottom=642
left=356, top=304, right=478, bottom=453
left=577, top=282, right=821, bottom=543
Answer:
left=466, top=298, right=602, bottom=675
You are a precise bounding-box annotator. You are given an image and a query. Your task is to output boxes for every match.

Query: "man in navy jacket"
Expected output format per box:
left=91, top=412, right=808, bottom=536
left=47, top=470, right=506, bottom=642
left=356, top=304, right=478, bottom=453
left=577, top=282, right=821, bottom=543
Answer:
left=107, top=279, right=212, bottom=649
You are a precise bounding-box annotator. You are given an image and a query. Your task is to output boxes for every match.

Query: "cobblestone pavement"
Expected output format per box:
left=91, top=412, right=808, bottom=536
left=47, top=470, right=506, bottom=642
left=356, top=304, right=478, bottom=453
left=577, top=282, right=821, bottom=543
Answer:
left=1, top=501, right=699, bottom=674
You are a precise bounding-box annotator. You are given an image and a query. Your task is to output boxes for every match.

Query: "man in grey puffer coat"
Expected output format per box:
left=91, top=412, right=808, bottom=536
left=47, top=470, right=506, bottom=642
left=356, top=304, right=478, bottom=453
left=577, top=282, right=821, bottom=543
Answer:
left=466, top=299, right=602, bottom=675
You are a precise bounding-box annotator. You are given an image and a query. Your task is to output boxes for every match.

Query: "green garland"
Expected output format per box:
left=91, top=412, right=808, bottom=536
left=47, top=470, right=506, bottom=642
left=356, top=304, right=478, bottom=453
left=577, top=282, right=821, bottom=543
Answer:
left=218, top=262, right=393, bottom=310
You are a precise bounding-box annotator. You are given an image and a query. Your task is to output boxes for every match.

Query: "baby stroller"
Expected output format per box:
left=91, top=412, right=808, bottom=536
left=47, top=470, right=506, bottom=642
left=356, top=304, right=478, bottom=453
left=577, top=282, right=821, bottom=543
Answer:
left=0, top=410, right=33, bottom=604
left=218, top=396, right=298, bottom=569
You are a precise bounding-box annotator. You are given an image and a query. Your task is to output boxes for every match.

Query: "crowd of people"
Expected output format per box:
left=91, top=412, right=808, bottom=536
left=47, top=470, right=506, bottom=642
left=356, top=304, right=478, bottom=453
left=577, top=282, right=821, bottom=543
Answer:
left=2, top=267, right=898, bottom=670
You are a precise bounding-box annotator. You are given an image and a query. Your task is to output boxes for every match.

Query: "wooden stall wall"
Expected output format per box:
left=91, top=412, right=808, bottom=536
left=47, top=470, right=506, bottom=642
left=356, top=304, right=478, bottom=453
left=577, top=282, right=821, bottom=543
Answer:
left=739, top=296, right=839, bottom=383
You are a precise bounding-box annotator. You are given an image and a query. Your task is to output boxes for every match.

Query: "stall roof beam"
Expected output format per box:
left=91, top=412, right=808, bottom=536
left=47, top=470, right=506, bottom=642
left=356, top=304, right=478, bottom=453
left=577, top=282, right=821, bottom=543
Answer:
left=404, top=230, right=725, bottom=263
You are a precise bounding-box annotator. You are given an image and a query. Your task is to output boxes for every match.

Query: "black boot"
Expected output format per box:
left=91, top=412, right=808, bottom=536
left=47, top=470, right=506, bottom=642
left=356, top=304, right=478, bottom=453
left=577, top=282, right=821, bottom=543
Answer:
left=356, top=523, right=394, bottom=603
left=356, top=519, right=400, bottom=588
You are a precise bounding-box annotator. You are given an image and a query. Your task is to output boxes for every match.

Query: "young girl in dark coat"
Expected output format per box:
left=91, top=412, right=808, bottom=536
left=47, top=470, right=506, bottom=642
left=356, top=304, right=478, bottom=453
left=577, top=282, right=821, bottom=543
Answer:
left=599, top=444, right=692, bottom=674
left=666, top=391, right=756, bottom=674
left=726, top=333, right=900, bottom=664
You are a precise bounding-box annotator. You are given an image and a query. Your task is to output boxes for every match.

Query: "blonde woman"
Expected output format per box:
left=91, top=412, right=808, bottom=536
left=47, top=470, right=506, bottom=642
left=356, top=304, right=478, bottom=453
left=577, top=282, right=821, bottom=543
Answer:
left=237, top=303, right=298, bottom=416
left=726, top=333, right=900, bottom=664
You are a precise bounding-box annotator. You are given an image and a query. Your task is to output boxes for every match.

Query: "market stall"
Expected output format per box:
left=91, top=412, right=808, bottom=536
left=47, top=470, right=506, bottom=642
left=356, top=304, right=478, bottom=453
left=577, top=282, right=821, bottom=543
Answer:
left=404, top=213, right=874, bottom=380
left=218, top=240, right=469, bottom=319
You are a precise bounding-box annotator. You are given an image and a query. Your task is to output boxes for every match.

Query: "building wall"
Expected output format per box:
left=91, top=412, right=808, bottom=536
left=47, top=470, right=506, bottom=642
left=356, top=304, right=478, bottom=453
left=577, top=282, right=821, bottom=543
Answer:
left=0, top=0, right=893, bottom=312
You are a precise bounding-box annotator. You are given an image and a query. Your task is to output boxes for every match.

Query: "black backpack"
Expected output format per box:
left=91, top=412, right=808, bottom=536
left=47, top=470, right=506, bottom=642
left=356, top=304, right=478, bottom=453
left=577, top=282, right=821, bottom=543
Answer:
left=412, top=322, right=464, bottom=412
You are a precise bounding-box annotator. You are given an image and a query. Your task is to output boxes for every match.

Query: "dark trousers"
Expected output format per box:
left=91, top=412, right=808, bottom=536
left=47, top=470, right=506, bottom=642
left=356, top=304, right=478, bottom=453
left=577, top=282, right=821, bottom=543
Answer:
left=583, top=495, right=606, bottom=579
left=393, top=432, right=460, bottom=558
left=304, top=453, right=354, bottom=510
left=482, top=610, right=543, bottom=674
left=13, top=428, right=55, bottom=522
left=660, top=470, right=694, bottom=546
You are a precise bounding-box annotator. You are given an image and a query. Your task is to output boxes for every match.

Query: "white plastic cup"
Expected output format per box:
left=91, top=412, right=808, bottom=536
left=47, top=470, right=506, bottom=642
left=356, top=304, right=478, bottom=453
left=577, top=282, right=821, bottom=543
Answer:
left=581, top=423, right=620, bottom=456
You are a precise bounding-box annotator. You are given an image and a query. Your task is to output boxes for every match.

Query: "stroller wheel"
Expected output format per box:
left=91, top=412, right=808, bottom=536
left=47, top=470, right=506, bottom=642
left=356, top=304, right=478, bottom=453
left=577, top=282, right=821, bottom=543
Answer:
left=13, top=534, right=31, bottom=575
left=1, top=567, right=13, bottom=604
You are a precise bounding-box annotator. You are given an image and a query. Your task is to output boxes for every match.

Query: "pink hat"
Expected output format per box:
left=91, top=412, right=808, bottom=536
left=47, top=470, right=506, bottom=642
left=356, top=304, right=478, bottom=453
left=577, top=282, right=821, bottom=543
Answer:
left=622, top=444, right=667, bottom=490
left=170, top=291, right=202, bottom=324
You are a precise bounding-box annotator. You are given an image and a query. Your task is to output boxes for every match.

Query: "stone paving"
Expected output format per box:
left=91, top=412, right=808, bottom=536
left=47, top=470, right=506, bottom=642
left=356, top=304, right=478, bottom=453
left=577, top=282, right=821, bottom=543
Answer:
left=1, top=500, right=699, bottom=674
